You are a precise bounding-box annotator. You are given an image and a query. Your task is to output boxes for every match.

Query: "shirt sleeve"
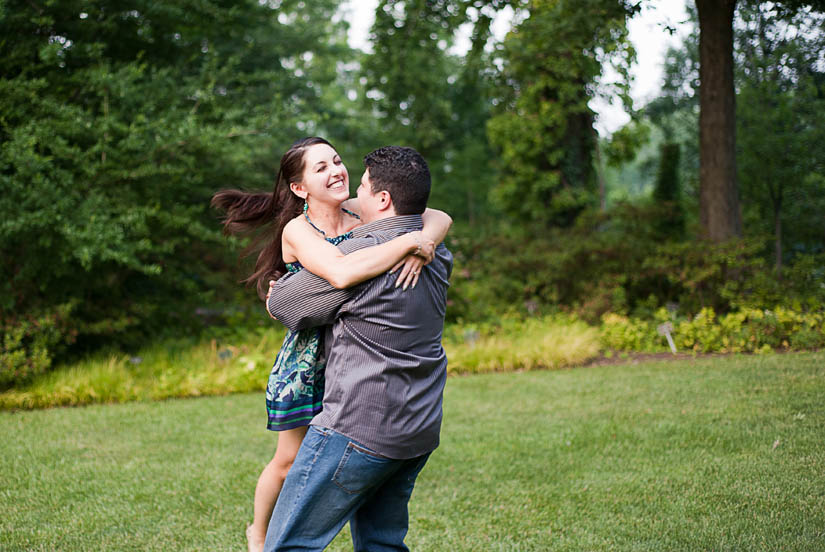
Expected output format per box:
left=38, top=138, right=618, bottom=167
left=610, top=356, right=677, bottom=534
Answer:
left=266, top=235, right=377, bottom=331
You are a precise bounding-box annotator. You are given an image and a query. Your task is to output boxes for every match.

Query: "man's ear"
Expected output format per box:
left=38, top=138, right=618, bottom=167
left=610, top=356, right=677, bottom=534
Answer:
left=289, top=182, right=307, bottom=200
left=377, top=190, right=392, bottom=211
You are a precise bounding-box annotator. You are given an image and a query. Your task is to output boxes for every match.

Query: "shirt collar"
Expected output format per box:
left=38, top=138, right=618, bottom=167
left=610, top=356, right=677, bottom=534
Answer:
left=351, top=214, right=424, bottom=238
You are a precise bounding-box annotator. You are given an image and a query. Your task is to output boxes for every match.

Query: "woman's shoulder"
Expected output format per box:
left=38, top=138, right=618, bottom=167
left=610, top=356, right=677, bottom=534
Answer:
left=342, top=209, right=362, bottom=232
left=339, top=199, right=362, bottom=232
left=283, top=215, right=310, bottom=239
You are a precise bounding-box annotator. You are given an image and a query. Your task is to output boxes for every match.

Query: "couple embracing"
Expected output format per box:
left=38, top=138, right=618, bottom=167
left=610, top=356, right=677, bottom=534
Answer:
left=213, top=139, right=453, bottom=551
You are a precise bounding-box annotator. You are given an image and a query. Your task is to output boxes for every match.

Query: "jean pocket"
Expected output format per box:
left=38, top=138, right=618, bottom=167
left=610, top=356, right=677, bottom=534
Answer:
left=332, top=442, right=394, bottom=495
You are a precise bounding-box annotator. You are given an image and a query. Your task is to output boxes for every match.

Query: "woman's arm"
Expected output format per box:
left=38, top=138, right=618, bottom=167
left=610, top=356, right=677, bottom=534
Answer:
left=282, top=218, right=434, bottom=290
left=388, top=208, right=453, bottom=289
left=421, top=208, right=452, bottom=245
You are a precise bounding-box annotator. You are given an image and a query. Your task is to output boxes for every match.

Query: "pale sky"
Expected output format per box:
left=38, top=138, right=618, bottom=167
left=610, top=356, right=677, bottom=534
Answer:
left=341, top=1, right=691, bottom=135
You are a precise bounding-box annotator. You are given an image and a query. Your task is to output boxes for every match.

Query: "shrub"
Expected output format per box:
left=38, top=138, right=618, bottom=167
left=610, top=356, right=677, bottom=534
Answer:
left=447, top=215, right=825, bottom=326
left=600, top=307, right=825, bottom=354
left=1, top=303, right=77, bottom=389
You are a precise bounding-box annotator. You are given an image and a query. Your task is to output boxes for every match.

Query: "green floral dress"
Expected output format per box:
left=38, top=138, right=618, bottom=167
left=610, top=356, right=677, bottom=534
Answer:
left=265, top=211, right=356, bottom=431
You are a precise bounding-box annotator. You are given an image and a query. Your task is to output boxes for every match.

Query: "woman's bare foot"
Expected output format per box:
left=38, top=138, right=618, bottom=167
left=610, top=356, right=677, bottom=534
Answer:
left=246, top=524, right=264, bottom=552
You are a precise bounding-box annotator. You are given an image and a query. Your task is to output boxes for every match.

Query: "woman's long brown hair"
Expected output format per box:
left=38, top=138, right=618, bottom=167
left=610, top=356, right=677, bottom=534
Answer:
left=211, top=137, right=334, bottom=299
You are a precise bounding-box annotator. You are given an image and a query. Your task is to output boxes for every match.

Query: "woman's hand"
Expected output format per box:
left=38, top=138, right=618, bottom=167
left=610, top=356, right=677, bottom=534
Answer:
left=406, top=230, right=435, bottom=263
left=392, top=255, right=426, bottom=290
left=392, top=231, right=435, bottom=289
left=265, top=280, right=277, bottom=320
left=416, top=237, right=436, bottom=264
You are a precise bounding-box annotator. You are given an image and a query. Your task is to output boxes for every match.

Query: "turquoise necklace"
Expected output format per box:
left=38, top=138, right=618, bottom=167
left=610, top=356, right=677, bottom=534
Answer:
left=303, top=201, right=360, bottom=239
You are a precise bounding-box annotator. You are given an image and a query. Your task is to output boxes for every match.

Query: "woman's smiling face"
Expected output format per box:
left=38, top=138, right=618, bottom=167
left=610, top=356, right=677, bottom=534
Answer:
left=291, top=143, right=350, bottom=205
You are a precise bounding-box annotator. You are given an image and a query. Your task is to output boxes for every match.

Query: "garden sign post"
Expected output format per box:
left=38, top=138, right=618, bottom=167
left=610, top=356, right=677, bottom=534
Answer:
left=657, top=322, right=677, bottom=354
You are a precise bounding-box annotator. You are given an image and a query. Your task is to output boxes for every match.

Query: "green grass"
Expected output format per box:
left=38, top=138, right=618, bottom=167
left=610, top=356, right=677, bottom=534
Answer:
left=2, top=353, right=823, bottom=551
left=1, top=317, right=601, bottom=410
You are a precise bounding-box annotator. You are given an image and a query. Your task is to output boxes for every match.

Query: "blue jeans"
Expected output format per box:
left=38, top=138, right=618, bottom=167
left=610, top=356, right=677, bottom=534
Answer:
left=263, top=426, right=431, bottom=552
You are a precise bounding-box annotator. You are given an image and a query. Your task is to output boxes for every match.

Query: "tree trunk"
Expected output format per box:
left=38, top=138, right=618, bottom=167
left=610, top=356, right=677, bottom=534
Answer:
left=774, top=205, right=783, bottom=273
left=594, top=128, right=607, bottom=211
left=696, top=0, right=742, bottom=242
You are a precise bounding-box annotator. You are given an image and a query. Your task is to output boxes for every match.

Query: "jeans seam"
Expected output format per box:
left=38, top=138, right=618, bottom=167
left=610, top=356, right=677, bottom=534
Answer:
left=292, top=427, right=331, bottom=506
left=332, top=444, right=359, bottom=495
left=349, top=441, right=386, bottom=459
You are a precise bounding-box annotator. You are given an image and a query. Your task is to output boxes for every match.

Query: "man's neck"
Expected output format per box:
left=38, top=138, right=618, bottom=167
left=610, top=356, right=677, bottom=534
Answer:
left=353, top=213, right=423, bottom=237
left=361, top=211, right=396, bottom=225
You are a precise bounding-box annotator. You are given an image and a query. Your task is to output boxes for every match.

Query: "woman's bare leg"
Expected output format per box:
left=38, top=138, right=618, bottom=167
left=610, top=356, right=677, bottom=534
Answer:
left=247, top=426, right=308, bottom=552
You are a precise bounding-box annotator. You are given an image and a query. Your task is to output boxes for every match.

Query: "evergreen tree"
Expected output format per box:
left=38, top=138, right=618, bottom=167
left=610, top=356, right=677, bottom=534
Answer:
left=486, top=0, right=637, bottom=226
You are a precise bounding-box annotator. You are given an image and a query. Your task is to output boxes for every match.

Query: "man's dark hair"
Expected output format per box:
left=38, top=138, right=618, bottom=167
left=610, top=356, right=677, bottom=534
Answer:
left=363, top=146, right=430, bottom=215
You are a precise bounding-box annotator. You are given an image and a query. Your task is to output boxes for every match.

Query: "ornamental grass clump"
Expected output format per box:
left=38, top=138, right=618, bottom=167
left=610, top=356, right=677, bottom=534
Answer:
left=444, top=316, right=601, bottom=374
left=0, top=330, right=286, bottom=411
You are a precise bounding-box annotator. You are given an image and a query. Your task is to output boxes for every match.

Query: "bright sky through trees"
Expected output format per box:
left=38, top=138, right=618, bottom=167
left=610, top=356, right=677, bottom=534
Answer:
left=341, top=0, right=690, bottom=134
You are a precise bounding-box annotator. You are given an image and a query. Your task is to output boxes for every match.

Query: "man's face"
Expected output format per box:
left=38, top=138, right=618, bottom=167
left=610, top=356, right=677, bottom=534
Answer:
left=356, top=168, right=381, bottom=223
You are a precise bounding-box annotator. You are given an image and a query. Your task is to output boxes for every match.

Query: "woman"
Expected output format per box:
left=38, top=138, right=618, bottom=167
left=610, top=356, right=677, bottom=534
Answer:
left=211, top=137, right=451, bottom=552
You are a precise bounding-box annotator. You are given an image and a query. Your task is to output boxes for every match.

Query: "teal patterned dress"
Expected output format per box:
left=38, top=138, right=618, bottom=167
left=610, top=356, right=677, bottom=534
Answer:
left=265, top=221, right=355, bottom=431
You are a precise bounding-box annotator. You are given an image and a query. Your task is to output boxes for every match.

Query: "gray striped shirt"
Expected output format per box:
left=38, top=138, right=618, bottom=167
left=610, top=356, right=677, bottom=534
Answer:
left=267, top=214, right=452, bottom=459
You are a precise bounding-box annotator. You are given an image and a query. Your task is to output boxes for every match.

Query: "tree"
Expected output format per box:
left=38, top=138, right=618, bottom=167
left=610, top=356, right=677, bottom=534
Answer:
left=362, top=0, right=504, bottom=224
left=692, top=0, right=825, bottom=242
left=736, top=4, right=825, bottom=270
left=695, top=0, right=741, bottom=242
left=0, top=0, right=353, bottom=380
left=486, top=0, right=637, bottom=226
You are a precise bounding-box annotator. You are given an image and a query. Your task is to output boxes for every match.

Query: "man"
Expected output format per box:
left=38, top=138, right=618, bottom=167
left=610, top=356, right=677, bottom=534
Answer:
left=263, top=146, right=453, bottom=551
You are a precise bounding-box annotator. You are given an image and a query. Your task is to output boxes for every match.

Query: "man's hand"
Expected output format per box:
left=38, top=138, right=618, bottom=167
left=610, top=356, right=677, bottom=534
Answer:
left=265, top=280, right=277, bottom=320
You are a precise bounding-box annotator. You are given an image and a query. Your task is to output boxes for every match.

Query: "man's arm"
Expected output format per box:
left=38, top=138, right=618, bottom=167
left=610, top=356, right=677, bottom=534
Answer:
left=267, top=236, right=377, bottom=331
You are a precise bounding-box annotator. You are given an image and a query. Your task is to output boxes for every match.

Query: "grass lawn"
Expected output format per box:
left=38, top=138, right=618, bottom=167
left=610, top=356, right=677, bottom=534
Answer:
left=2, top=352, right=823, bottom=551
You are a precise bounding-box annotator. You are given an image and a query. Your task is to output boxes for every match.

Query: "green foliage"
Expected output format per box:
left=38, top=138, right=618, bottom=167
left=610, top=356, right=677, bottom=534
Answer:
left=642, top=5, right=701, bottom=210
left=1, top=315, right=599, bottom=410
left=601, top=306, right=825, bottom=354
left=651, top=141, right=685, bottom=239
left=0, top=303, right=76, bottom=388
left=0, top=0, right=355, bottom=382
left=443, top=315, right=600, bottom=373
left=362, top=0, right=501, bottom=224
left=447, top=205, right=690, bottom=323
left=448, top=210, right=825, bottom=325
left=644, top=3, right=825, bottom=261
left=487, top=0, right=637, bottom=226
left=736, top=5, right=825, bottom=263
left=604, top=120, right=651, bottom=168
left=644, top=240, right=825, bottom=314
left=652, top=142, right=681, bottom=204
left=0, top=325, right=285, bottom=410
left=3, top=0, right=824, bottom=375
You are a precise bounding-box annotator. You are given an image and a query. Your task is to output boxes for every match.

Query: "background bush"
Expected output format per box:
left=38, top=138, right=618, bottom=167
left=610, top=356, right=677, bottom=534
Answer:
left=0, top=303, right=77, bottom=388
left=601, top=307, right=825, bottom=354
left=447, top=208, right=825, bottom=325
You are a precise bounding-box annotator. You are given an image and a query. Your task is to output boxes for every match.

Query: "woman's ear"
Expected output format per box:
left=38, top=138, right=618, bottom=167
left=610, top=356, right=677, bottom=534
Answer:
left=289, top=182, right=307, bottom=200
